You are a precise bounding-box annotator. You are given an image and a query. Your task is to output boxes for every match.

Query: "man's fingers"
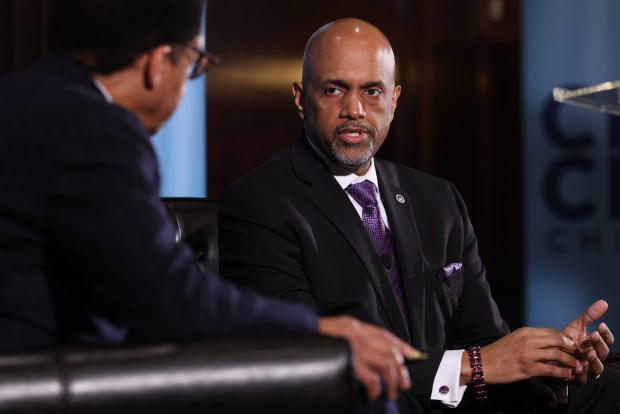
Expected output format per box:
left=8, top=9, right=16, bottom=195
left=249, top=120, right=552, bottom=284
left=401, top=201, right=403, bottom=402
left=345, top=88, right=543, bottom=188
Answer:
left=399, top=364, right=411, bottom=390
left=598, top=323, right=614, bottom=346
left=536, top=361, right=575, bottom=379
left=579, top=300, right=608, bottom=327
left=364, top=323, right=417, bottom=357
left=390, top=345, right=411, bottom=390
left=525, top=328, right=578, bottom=349
left=537, top=347, right=578, bottom=369
left=574, top=361, right=589, bottom=384
left=587, top=349, right=604, bottom=379
left=590, top=330, right=610, bottom=362
left=357, top=365, right=381, bottom=402
left=529, top=331, right=578, bottom=354
left=358, top=344, right=400, bottom=400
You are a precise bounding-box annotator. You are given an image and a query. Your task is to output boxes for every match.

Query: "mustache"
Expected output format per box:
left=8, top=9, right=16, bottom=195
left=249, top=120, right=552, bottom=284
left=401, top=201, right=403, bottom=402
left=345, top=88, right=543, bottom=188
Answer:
left=334, top=121, right=373, bottom=135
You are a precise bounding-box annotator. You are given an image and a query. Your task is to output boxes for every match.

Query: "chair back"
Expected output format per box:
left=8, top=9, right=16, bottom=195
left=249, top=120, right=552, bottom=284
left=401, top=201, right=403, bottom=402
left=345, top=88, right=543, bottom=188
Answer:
left=162, top=197, right=219, bottom=274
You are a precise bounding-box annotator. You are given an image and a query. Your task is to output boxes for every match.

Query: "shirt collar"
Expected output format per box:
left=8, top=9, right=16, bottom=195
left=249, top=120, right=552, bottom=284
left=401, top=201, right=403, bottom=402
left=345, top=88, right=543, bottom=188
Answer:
left=333, top=159, right=379, bottom=192
left=305, top=134, right=379, bottom=192
left=93, top=78, right=113, bottom=103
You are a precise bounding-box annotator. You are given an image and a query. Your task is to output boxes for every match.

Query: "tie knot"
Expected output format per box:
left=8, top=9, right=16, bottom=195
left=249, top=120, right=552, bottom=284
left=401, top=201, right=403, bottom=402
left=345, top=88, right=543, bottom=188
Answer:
left=345, top=180, right=378, bottom=208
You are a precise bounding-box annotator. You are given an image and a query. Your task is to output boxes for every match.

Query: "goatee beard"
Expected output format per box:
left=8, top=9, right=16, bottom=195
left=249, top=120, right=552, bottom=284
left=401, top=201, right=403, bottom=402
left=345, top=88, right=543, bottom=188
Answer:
left=329, top=121, right=374, bottom=166
left=329, top=139, right=374, bottom=166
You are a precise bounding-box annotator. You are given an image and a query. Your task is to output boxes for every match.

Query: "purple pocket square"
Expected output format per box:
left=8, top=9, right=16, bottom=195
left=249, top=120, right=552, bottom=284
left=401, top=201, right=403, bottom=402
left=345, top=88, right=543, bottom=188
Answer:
left=437, top=262, right=463, bottom=279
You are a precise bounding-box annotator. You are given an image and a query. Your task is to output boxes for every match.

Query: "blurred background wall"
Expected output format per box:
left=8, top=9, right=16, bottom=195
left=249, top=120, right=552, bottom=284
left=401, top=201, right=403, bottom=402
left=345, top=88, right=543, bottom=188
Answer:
left=523, top=0, right=620, bottom=330
left=2, top=0, right=617, bottom=336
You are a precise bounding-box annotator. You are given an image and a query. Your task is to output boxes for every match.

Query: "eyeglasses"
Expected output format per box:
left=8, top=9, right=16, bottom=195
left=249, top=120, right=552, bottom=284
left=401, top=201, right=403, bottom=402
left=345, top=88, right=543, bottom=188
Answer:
left=184, top=44, right=220, bottom=79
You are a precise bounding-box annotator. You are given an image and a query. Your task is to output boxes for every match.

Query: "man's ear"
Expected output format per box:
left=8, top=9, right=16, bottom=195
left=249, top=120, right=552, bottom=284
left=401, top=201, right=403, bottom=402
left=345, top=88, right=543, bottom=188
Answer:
left=390, top=84, right=401, bottom=118
left=292, top=81, right=305, bottom=120
left=144, top=45, right=172, bottom=90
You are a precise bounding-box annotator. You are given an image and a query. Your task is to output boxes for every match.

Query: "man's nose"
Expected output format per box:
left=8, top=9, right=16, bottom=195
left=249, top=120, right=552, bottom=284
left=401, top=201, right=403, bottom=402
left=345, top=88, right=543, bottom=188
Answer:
left=339, top=93, right=366, bottom=119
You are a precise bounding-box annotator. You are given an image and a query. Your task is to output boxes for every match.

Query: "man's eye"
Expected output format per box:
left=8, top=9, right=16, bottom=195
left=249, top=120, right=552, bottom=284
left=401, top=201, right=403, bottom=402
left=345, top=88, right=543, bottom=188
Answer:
left=366, top=88, right=383, bottom=97
left=325, top=88, right=343, bottom=95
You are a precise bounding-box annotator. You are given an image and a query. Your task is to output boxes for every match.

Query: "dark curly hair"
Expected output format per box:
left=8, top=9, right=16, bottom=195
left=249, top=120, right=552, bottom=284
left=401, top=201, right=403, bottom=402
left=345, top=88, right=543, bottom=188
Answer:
left=49, top=0, right=205, bottom=73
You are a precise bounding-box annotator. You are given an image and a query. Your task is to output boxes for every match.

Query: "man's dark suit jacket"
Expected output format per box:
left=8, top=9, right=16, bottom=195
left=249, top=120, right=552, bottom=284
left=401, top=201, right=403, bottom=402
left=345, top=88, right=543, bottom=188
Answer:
left=219, top=135, right=511, bottom=411
left=0, top=52, right=317, bottom=351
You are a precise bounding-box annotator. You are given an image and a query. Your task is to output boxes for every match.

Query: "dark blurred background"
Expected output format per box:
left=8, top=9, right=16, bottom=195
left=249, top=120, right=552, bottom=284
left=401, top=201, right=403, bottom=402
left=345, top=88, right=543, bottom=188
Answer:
left=1, top=0, right=523, bottom=328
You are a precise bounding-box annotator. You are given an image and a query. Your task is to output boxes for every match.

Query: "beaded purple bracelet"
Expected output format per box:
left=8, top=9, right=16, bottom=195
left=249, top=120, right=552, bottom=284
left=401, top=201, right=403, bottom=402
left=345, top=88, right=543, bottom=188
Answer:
left=467, top=345, right=487, bottom=401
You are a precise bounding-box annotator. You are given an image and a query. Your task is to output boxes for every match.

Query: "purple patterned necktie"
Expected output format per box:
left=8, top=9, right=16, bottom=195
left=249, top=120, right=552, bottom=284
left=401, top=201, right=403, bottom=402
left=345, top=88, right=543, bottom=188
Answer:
left=345, top=180, right=411, bottom=338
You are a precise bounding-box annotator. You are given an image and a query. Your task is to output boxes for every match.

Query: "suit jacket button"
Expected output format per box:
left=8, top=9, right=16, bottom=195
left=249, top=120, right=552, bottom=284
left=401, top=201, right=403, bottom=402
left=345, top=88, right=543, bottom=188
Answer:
left=395, top=194, right=405, bottom=204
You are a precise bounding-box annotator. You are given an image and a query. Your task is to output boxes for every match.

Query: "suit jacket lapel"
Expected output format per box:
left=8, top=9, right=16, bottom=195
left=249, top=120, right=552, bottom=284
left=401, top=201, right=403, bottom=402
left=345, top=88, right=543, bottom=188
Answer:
left=376, top=161, right=426, bottom=348
left=290, top=137, right=411, bottom=341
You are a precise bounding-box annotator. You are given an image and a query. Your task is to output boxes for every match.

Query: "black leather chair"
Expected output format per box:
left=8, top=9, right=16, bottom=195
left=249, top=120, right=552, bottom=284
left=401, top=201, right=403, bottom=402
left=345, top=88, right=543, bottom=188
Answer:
left=162, top=197, right=220, bottom=275
left=0, top=335, right=354, bottom=414
left=0, top=197, right=356, bottom=414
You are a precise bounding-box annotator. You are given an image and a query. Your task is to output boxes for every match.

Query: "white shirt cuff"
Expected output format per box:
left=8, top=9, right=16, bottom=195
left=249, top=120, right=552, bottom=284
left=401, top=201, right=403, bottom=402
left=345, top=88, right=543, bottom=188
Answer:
left=431, top=350, right=467, bottom=408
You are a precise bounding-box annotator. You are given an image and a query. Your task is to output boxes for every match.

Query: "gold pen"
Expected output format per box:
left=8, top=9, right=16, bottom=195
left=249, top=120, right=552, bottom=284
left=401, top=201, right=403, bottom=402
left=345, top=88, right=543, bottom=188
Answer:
left=407, top=350, right=430, bottom=361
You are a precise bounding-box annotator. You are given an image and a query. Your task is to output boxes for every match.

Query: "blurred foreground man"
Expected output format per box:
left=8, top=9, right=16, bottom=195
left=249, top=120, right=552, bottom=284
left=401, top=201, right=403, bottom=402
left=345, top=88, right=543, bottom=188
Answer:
left=219, top=18, right=619, bottom=413
left=0, top=2, right=416, bottom=410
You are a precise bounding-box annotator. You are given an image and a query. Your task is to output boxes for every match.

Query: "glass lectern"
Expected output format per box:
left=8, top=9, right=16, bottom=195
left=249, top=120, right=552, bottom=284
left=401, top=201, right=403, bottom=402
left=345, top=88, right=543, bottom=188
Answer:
left=553, top=81, right=620, bottom=116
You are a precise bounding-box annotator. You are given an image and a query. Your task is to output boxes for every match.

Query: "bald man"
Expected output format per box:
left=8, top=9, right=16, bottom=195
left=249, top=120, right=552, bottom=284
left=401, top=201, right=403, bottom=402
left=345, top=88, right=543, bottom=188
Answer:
left=219, top=19, right=617, bottom=413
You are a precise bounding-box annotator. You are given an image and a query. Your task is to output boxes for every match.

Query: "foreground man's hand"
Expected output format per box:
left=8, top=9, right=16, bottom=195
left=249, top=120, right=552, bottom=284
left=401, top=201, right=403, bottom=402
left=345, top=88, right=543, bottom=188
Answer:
left=319, top=316, right=416, bottom=401
left=561, top=299, right=614, bottom=383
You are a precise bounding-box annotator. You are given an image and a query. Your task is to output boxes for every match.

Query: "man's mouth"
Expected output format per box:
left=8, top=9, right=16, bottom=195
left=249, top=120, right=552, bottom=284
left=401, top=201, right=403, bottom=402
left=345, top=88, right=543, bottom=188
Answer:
left=336, top=128, right=369, bottom=145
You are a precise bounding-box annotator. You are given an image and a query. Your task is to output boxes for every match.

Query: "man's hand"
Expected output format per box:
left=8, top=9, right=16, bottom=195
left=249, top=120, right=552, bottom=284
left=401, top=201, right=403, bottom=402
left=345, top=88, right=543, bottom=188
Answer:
left=561, top=299, right=614, bottom=383
left=318, top=316, right=416, bottom=401
left=467, top=328, right=579, bottom=385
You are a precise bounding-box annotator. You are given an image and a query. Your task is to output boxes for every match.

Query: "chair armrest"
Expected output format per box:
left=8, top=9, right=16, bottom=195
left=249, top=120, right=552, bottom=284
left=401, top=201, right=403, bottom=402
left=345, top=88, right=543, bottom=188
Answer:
left=0, top=335, right=355, bottom=414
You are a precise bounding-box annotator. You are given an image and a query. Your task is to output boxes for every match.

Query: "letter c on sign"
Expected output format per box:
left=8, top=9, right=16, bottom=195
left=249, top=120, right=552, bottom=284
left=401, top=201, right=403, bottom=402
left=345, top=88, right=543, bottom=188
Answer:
left=543, top=157, right=595, bottom=220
